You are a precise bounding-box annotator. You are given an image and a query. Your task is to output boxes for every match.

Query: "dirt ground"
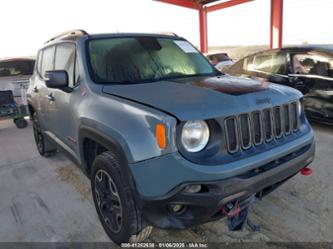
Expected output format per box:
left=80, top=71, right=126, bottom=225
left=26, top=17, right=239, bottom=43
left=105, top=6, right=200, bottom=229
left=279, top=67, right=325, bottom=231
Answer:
left=0, top=119, right=332, bottom=245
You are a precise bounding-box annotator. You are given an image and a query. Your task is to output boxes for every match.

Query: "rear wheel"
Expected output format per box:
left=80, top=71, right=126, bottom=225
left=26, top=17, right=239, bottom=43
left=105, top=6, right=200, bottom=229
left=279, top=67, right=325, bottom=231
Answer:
left=32, top=112, right=56, bottom=157
left=14, top=118, right=28, bottom=129
left=91, top=151, right=152, bottom=245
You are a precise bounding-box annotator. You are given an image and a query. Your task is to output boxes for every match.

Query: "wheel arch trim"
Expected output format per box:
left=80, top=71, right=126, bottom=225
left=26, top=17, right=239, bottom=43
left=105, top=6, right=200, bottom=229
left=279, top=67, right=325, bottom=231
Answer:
left=78, top=125, right=133, bottom=174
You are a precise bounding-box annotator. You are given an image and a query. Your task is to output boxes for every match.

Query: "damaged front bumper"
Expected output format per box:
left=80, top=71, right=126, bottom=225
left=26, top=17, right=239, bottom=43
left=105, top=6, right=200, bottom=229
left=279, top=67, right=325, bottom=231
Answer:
left=130, top=131, right=315, bottom=229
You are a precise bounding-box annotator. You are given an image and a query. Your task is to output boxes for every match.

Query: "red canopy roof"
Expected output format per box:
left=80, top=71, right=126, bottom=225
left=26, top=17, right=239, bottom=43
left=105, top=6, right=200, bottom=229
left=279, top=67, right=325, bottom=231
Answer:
left=153, top=0, right=253, bottom=12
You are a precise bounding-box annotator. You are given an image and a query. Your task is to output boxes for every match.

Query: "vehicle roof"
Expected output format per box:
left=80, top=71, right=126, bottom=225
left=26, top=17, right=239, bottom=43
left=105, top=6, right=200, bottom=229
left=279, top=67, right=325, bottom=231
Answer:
left=250, top=45, right=333, bottom=57
left=89, top=32, right=183, bottom=39
left=0, top=58, right=35, bottom=63
left=42, top=32, right=185, bottom=49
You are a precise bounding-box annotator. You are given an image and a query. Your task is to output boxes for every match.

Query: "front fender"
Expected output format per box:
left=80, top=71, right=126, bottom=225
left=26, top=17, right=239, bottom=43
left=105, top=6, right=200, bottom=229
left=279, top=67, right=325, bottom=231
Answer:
left=78, top=94, right=177, bottom=164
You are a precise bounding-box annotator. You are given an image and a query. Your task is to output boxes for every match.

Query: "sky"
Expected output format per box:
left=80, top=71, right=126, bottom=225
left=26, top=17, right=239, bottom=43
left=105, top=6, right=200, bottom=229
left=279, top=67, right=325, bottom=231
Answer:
left=0, top=0, right=332, bottom=58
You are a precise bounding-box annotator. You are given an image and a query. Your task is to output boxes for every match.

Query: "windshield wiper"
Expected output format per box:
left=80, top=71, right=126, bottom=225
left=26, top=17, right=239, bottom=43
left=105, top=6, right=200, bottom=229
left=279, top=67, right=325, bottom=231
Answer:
left=156, top=72, right=221, bottom=81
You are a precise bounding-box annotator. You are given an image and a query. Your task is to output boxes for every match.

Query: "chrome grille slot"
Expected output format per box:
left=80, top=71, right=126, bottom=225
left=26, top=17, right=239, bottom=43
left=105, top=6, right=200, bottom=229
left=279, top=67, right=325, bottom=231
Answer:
left=290, top=102, right=298, bottom=130
left=273, top=106, right=282, bottom=137
left=263, top=108, right=273, bottom=141
left=251, top=111, right=263, bottom=145
left=283, top=104, right=291, bottom=134
left=239, top=114, right=251, bottom=149
left=225, top=117, right=238, bottom=153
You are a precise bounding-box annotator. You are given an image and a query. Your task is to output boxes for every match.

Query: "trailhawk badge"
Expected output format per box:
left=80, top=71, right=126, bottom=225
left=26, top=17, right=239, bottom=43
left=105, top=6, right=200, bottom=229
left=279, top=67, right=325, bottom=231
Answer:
left=256, top=98, right=272, bottom=105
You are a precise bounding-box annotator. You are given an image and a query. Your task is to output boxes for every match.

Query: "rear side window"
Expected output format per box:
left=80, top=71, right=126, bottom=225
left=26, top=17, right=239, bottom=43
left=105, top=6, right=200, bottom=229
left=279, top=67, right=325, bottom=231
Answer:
left=54, top=43, right=76, bottom=87
left=41, top=46, right=55, bottom=77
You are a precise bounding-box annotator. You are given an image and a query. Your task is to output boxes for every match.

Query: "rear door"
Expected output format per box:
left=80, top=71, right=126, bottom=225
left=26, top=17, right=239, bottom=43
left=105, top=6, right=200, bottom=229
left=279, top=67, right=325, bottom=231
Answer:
left=36, top=45, right=56, bottom=130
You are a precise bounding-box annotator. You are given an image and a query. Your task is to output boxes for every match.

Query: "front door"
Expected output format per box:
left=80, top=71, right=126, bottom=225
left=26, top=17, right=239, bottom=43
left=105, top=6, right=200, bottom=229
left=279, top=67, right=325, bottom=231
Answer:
left=290, top=52, right=333, bottom=120
left=47, top=42, right=81, bottom=153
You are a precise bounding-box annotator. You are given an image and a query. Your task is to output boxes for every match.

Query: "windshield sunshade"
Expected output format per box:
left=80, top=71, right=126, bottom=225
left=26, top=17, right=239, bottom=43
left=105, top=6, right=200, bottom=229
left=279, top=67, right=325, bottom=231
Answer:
left=87, top=37, right=216, bottom=83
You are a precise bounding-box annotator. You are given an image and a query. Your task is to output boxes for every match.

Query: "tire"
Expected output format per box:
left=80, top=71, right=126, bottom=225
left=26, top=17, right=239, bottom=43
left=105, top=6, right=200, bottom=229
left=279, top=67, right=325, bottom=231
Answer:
left=14, top=118, right=28, bottom=129
left=32, top=112, right=56, bottom=157
left=91, top=150, right=152, bottom=245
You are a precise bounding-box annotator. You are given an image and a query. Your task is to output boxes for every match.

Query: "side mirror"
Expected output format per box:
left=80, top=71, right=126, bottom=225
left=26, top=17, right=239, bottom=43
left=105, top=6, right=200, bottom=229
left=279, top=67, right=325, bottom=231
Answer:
left=288, top=74, right=308, bottom=93
left=268, top=74, right=285, bottom=83
left=328, top=69, right=333, bottom=78
left=44, top=70, right=70, bottom=91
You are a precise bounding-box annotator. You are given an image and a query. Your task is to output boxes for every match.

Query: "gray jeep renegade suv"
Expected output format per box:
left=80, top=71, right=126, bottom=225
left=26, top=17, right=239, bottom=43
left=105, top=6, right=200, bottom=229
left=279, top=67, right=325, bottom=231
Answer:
left=28, top=30, right=315, bottom=244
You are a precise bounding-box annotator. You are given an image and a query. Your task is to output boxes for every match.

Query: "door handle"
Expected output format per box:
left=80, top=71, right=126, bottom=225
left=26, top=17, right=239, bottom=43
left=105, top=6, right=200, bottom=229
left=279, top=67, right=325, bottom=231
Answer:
left=32, top=86, right=38, bottom=93
left=45, top=93, right=55, bottom=101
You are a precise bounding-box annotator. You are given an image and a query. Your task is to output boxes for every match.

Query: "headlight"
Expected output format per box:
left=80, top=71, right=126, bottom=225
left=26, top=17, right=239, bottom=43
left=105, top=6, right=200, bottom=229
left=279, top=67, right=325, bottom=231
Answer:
left=181, top=120, right=210, bottom=152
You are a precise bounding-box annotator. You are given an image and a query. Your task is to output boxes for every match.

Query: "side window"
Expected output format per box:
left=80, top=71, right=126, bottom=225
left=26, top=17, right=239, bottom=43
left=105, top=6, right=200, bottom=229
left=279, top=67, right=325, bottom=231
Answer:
left=54, top=43, right=76, bottom=87
left=271, top=53, right=287, bottom=75
left=36, top=50, right=43, bottom=74
left=292, top=53, right=332, bottom=77
left=243, top=55, right=254, bottom=71
left=75, top=58, right=80, bottom=83
left=253, top=54, right=273, bottom=73
left=41, top=46, right=55, bottom=77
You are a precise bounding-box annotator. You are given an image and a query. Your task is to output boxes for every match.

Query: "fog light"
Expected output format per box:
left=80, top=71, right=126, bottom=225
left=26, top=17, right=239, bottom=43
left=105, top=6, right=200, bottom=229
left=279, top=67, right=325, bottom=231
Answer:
left=169, top=204, right=185, bottom=214
left=183, top=184, right=201, bottom=193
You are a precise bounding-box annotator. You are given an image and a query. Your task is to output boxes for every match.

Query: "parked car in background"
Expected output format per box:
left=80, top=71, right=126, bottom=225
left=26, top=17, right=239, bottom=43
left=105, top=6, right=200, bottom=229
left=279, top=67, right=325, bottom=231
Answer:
left=207, top=52, right=234, bottom=71
left=0, top=58, right=35, bottom=105
left=28, top=30, right=314, bottom=244
left=226, top=47, right=333, bottom=124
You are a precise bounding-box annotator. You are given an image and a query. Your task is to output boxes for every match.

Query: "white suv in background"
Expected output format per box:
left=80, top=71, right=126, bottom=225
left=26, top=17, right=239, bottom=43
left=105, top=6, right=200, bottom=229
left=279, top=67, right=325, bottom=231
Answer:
left=0, top=58, right=35, bottom=105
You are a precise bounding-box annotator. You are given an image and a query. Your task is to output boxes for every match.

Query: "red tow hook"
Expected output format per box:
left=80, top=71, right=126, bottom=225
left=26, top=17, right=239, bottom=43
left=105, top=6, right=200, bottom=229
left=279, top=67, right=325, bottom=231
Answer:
left=300, top=167, right=312, bottom=176
left=222, top=203, right=241, bottom=218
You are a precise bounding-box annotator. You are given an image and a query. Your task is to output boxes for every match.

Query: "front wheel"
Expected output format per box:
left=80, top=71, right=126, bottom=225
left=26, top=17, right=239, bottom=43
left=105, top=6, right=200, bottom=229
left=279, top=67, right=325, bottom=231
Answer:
left=91, top=151, right=152, bottom=245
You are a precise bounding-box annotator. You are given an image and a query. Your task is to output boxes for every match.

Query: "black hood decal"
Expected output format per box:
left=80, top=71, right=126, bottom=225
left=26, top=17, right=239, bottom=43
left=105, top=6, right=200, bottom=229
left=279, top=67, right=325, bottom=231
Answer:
left=189, top=75, right=268, bottom=95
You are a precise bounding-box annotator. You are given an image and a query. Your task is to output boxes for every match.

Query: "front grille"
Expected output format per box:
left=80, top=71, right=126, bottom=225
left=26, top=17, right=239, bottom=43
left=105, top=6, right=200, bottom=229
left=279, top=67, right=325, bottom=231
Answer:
left=225, top=117, right=238, bottom=153
left=290, top=102, right=298, bottom=130
left=239, top=114, right=251, bottom=149
left=224, top=101, right=300, bottom=153
left=263, top=108, right=273, bottom=141
left=283, top=104, right=291, bottom=134
left=252, top=111, right=263, bottom=145
left=274, top=106, right=282, bottom=137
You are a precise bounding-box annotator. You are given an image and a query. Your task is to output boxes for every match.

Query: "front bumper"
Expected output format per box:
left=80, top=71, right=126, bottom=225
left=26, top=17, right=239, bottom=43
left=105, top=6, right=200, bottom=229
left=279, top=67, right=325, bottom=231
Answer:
left=130, top=131, right=315, bottom=229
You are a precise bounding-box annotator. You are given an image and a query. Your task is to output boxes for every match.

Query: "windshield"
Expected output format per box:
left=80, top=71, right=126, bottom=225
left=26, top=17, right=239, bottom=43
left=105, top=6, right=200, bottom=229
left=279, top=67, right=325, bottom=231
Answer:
left=0, top=60, right=35, bottom=77
left=87, top=37, right=217, bottom=83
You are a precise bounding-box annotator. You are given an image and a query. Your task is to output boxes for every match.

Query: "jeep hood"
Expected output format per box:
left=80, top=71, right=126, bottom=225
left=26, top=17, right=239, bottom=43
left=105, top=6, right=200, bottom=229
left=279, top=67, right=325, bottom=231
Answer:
left=102, top=75, right=302, bottom=121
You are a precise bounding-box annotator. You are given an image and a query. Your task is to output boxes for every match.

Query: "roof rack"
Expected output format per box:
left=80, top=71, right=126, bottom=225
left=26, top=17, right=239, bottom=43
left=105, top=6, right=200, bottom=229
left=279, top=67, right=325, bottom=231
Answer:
left=45, top=29, right=88, bottom=44
left=158, top=32, right=179, bottom=37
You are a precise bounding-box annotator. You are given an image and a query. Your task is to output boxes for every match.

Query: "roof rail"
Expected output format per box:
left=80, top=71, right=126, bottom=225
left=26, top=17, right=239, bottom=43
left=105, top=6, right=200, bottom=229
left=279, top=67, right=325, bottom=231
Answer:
left=45, top=29, right=88, bottom=44
left=159, top=32, right=179, bottom=37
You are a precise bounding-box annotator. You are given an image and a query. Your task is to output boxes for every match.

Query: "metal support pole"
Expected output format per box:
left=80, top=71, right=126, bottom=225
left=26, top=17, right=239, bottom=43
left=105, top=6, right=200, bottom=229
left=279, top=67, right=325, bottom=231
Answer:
left=199, top=7, right=208, bottom=53
left=270, top=0, right=283, bottom=48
